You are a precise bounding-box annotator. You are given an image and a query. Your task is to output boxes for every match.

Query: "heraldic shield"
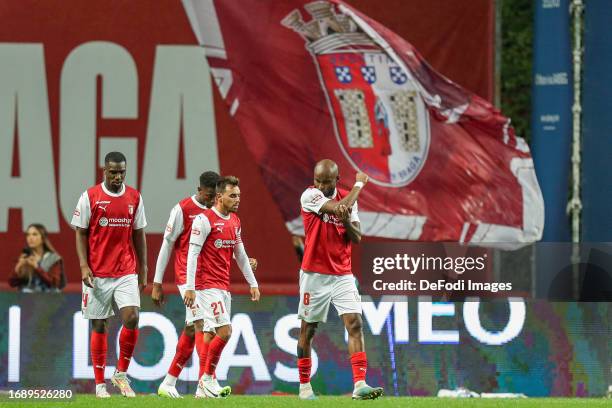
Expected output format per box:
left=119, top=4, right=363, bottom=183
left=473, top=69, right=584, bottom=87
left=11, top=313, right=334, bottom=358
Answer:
left=282, top=1, right=430, bottom=187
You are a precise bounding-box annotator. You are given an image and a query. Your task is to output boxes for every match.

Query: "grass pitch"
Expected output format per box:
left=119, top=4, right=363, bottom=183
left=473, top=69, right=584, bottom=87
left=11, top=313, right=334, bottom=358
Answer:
left=6, top=395, right=611, bottom=407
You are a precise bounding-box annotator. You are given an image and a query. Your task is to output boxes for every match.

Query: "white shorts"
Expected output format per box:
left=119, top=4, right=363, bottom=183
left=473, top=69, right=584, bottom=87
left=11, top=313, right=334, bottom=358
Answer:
left=298, top=271, right=362, bottom=323
left=200, top=288, right=232, bottom=329
left=177, top=284, right=215, bottom=332
left=81, top=274, right=140, bottom=319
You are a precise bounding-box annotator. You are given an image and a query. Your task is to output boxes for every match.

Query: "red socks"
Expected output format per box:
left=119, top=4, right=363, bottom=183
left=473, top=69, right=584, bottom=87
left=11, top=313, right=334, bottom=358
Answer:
left=168, top=330, right=196, bottom=377
left=297, top=357, right=312, bottom=384
left=90, top=331, right=107, bottom=384
left=195, top=331, right=210, bottom=379
left=297, top=353, right=367, bottom=384
left=350, top=351, right=367, bottom=383
left=204, top=336, right=227, bottom=376
left=117, top=327, right=139, bottom=372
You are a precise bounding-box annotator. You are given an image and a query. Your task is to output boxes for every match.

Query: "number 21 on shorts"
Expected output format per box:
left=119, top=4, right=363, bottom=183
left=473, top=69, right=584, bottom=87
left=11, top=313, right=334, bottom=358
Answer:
left=211, top=301, right=225, bottom=316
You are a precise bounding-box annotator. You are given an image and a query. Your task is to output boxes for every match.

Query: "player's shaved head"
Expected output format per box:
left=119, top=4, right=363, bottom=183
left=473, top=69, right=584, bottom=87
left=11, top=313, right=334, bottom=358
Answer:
left=314, top=159, right=338, bottom=178
left=313, top=159, right=339, bottom=197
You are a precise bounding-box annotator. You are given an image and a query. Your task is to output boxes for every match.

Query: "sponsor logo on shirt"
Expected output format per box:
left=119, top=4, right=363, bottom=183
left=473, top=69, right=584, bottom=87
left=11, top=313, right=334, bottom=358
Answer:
left=98, top=217, right=132, bottom=227
left=322, top=213, right=344, bottom=227
left=96, top=201, right=111, bottom=212
left=214, top=239, right=236, bottom=249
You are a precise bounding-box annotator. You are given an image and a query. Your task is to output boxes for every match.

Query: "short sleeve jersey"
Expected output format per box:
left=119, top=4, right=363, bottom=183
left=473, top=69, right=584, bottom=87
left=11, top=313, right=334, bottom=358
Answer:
left=189, top=208, right=242, bottom=291
left=71, top=183, right=146, bottom=278
left=163, top=195, right=208, bottom=288
left=300, top=187, right=359, bottom=276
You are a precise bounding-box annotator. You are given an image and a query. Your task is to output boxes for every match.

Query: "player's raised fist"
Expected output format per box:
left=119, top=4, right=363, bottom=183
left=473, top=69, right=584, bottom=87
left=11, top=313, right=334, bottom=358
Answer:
left=356, top=172, right=368, bottom=185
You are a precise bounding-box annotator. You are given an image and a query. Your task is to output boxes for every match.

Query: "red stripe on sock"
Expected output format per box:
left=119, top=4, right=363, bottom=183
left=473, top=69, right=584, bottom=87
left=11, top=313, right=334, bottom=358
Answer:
left=168, top=330, right=196, bottom=377
left=117, top=327, right=139, bottom=372
left=350, top=351, right=367, bottom=383
left=297, top=357, right=312, bottom=384
left=90, top=331, right=107, bottom=384
left=204, top=336, right=227, bottom=376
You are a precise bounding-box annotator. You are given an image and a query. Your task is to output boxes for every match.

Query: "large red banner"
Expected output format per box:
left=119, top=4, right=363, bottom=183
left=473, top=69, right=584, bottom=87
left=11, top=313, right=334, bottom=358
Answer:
left=0, top=0, right=496, bottom=291
left=185, top=0, right=543, bottom=244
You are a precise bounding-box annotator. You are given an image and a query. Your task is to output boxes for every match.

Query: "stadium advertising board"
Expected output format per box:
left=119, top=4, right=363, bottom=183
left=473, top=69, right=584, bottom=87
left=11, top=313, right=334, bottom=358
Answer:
left=1, top=294, right=609, bottom=396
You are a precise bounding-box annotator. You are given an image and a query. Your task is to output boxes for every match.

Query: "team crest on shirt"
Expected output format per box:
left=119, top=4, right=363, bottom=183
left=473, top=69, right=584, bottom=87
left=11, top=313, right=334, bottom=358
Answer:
left=282, top=2, right=430, bottom=187
left=128, top=204, right=134, bottom=215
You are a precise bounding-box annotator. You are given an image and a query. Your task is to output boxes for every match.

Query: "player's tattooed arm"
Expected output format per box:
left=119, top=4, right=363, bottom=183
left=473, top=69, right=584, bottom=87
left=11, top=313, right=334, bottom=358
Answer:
left=319, top=172, right=368, bottom=216
left=75, top=227, right=94, bottom=288
left=343, top=220, right=362, bottom=244
left=132, top=228, right=148, bottom=292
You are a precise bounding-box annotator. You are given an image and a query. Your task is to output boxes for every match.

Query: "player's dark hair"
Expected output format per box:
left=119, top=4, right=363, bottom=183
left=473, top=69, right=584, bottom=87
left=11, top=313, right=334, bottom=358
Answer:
left=199, top=171, right=220, bottom=189
left=216, top=175, right=239, bottom=194
left=104, top=151, right=127, bottom=165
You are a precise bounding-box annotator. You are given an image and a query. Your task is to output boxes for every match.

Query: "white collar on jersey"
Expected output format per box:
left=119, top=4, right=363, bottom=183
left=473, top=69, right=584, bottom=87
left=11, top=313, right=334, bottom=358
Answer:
left=101, top=182, right=126, bottom=197
left=212, top=206, right=231, bottom=220
left=191, top=195, right=208, bottom=210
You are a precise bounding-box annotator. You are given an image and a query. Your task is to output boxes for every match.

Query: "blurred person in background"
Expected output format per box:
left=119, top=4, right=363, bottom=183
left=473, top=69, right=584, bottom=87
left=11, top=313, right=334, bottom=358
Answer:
left=9, top=223, right=65, bottom=292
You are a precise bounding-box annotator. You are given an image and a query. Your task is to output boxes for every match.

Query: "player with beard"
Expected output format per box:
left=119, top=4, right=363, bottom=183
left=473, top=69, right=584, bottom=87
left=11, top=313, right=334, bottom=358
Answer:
left=185, top=176, right=260, bottom=398
left=153, top=171, right=257, bottom=398
left=296, top=159, right=383, bottom=400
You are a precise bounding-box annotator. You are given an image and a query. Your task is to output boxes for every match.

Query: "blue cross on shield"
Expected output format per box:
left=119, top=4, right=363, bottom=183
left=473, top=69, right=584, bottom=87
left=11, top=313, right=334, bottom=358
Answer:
left=334, top=66, right=352, bottom=83
left=389, top=66, right=408, bottom=85
left=360, top=66, right=376, bottom=84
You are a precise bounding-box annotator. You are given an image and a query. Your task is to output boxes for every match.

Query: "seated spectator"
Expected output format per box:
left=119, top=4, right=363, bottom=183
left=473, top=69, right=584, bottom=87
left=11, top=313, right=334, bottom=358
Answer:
left=9, top=223, right=65, bottom=293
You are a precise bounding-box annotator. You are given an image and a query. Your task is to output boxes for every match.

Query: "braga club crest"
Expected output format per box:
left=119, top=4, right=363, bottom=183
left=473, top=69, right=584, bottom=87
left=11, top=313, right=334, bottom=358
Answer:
left=282, top=1, right=430, bottom=187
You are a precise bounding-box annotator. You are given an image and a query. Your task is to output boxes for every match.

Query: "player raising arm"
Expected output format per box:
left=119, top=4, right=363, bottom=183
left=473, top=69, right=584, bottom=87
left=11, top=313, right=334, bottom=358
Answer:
left=296, top=159, right=383, bottom=400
